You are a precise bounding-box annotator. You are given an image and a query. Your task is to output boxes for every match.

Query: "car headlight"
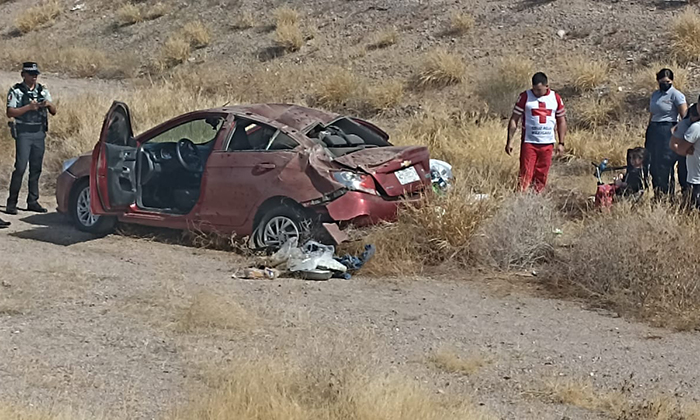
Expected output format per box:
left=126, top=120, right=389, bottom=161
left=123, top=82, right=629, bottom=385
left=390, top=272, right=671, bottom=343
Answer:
left=332, top=171, right=378, bottom=195
left=62, top=157, right=78, bottom=173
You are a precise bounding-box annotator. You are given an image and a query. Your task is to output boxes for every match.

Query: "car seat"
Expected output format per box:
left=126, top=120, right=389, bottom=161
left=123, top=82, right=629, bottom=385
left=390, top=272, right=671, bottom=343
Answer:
left=229, top=123, right=251, bottom=151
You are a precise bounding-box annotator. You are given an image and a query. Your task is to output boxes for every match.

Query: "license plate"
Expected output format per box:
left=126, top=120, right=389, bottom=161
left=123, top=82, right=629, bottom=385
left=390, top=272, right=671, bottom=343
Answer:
left=395, top=166, right=420, bottom=185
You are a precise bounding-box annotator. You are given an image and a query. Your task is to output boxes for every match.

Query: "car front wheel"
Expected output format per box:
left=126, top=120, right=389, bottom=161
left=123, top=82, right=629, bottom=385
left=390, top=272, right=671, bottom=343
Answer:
left=69, top=179, right=117, bottom=235
left=254, top=205, right=311, bottom=249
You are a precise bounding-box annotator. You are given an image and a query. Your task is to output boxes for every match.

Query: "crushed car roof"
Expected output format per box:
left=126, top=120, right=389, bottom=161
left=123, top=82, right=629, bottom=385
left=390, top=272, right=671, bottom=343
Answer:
left=218, top=103, right=340, bottom=131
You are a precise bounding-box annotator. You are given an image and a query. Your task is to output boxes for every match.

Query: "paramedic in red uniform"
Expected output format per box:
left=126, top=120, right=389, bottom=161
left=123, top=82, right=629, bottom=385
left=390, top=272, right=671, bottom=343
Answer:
left=505, top=72, right=567, bottom=192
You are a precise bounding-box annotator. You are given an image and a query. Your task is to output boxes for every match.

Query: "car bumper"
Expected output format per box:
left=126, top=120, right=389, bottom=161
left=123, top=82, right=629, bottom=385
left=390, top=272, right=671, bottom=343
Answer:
left=323, top=191, right=421, bottom=226
left=56, top=170, right=78, bottom=214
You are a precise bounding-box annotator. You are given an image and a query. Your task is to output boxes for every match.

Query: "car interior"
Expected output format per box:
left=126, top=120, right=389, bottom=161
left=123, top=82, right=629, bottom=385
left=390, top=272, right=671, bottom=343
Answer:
left=306, top=117, right=391, bottom=157
left=226, top=117, right=299, bottom=152
left=137, top=116, right=224, bottom=214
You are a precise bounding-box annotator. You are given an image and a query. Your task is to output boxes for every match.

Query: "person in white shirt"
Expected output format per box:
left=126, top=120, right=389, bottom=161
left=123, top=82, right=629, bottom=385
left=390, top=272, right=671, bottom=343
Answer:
left=505, top=72, right=567, bottom=192
left=646, top=68, right=688, bottom=199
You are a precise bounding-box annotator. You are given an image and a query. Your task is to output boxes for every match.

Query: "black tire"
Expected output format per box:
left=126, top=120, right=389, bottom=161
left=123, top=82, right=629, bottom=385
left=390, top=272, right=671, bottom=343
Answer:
left=68, top=179, right=117, bottom=235
left=253, top=204, right=314, bottom=249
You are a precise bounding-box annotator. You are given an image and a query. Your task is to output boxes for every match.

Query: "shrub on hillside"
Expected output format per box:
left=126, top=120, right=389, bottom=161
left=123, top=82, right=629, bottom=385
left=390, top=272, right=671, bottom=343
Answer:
left=444, top=12, right=475, bottom=36
left=671, top=10, right=700, bottom=64
left=471, top=193, right=561, bottom=270
left=565, top=56, right=609, bottom=92
left=15, top=0, right=61, bottom=33
left=117, top=3, right=143, bottom=26
left=367, top=28, right=399, bottom=50
left=183, top=21, right=211, bottom=48
left=273, top=6, right=299, bottom=27
left=413, top=50, right=466, bottom=89
left=476, top=56, right=534, bottom=117
left=275, top=21, right=304, bottom=52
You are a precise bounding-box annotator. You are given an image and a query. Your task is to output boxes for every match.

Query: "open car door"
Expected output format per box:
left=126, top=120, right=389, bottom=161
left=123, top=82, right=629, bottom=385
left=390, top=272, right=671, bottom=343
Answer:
left=89, top=101, right=137, bottom=215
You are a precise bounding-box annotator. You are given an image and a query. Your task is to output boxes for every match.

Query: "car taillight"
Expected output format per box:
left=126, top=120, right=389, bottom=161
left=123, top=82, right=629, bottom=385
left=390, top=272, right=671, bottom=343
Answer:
left=332, top=171, right=378, bottom=195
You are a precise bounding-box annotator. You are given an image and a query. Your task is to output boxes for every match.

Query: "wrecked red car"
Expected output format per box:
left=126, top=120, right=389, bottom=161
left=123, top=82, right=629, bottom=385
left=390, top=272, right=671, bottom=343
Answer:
left=55, top=102, right=431, bottom=247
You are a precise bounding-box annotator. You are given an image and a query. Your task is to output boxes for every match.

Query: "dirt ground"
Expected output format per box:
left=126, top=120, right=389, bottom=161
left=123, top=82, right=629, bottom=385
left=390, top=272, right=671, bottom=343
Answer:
left=2, top=0, right=700, bottom=417
left=1, top=191, right=700, bottom=419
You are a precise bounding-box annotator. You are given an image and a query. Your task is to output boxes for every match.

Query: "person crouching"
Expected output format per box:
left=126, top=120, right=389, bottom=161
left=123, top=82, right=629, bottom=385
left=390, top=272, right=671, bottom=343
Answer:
left=614, top=147, right=647, bottom=198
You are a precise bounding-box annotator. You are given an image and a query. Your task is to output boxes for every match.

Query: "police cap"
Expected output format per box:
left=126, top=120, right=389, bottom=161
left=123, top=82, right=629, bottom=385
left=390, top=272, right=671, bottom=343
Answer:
left=21, top=62, right=40, bottom=75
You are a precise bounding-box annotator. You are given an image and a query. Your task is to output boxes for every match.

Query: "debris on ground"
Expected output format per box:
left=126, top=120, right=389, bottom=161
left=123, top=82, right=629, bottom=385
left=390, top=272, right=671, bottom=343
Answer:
left=334, top=244, right=376, bottom=280
left=238, top=238, right=375, bottom=281
left=235, top=267, right=281, bottom=280
left=430, top=159, right=454, bottom=194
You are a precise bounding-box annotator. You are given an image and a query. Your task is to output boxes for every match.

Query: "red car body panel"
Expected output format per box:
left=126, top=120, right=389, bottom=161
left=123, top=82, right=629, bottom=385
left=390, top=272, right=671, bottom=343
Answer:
left=56, top=103, right=430, bottom=239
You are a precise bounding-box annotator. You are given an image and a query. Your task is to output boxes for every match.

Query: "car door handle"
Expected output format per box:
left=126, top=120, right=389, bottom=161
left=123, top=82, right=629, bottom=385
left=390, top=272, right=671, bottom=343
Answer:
left=255, top=162, right=276, bottom=170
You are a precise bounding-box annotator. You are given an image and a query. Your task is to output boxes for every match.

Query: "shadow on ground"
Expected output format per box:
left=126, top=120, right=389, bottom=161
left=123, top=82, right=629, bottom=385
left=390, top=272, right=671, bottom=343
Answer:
left=10, top=212, right=102, bottom=246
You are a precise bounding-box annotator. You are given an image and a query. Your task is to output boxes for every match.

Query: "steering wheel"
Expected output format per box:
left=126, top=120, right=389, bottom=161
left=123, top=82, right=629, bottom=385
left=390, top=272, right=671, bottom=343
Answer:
left=176, top=138, right=202, bottom=172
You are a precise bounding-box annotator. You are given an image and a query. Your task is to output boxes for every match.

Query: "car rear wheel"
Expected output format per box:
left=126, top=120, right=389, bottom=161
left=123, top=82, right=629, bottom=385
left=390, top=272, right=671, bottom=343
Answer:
left=254, top=205, right=311, bottom=249
left=69, top=179, right=117, bottom=235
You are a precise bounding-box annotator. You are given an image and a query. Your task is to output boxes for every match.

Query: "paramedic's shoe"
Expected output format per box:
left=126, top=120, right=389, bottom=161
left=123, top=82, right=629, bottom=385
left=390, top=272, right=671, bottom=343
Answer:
left=26, top=203, right=47, bottom=213
left=5, top=205, right=17, bottom=215
left=0, top=218, right=10, bottom=228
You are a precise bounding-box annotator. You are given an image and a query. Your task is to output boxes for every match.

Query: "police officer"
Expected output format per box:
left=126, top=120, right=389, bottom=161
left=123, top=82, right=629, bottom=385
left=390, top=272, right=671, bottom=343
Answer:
left=5, top=62, right=56, bottom=215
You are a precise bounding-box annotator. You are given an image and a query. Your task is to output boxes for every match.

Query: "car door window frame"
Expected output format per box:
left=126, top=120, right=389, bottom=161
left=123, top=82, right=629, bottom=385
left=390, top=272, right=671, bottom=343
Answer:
left=143, top=115, right=226, bottom=146
left=222, top=118, right=298, bottom=152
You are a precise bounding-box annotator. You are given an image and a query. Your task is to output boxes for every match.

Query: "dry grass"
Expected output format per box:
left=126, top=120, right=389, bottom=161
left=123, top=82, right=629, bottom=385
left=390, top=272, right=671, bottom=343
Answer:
left=569, top=93, right=624, bottom=129
left=541, top=378, right=627, bottom=416
left=0, top=297, right=27, bottom=316
left=367, top=28, right=399, bottom=50
left=232, top=10, right=256, bottom=30
left=620, top=397, right=700, bottom=420
left=116, top=3, right=143, bottom=26
left=471, top=193, right=561, bottom=270
left=537, top=378, right=700, bottom=419
left=0, top=405, right=99, bottom=420
left=344, top=181, right=498, bottom=275
left=311, top=68, right=404, bottom=113
left=273, top=5, right=300, bottom=27
left=413, top=49, right=466, bottom=89
left=183, top=21, right=211, bottom=48
left=313, top=67, right=361, bottom=110
left=632, top=63, right=689, bottom=94
left=566, top=120, right=646, bottom=165
left=275, top=21, right=304, bottom=52
left=391, top=106, right=518, bottom=185
left=15, top=0, right=61, bottom=33
left=0, top=38, right=140, bottom=79
left=445, top=12, right=475, bottom=36
left=476, top=56, right=535, bottom=117
left=173, top=357, right=494, bottom=420
left=365, top=80, right=405, bottom=112
left=546, top=202, right=700, bottom=329
left=155, top=35, right=192, bottom=70
left=428, top=347, right=490, bottom=375
left=176, top=291, right=255, bottom=333
left=671, top=9, right=700, bottom=64
left=145, top=2, right=170, bottom=20
left=565, top=56, right=609, bottom=92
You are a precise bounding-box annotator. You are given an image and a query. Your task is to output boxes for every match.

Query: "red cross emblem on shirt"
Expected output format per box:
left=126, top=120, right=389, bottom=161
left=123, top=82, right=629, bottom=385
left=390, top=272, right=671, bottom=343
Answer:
left=532, top=101, right=552, bottom=124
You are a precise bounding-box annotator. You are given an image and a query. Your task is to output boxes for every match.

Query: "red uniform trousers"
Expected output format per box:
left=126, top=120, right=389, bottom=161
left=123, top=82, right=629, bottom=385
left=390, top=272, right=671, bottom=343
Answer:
left=518, top=142, right=553, bottom=192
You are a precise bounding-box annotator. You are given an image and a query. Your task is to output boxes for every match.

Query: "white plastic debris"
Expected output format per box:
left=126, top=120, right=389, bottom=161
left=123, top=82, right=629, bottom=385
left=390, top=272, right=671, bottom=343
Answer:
left=269, top=238, right=346, bottom=274
left=70, top=3, right=85, bottom=11
left=430, top=159, right=453, bottom=181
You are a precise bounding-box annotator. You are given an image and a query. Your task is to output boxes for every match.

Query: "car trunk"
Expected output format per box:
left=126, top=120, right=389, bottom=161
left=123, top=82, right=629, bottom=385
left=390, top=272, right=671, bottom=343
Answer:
left=333, top=146, right=431, bottom=197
